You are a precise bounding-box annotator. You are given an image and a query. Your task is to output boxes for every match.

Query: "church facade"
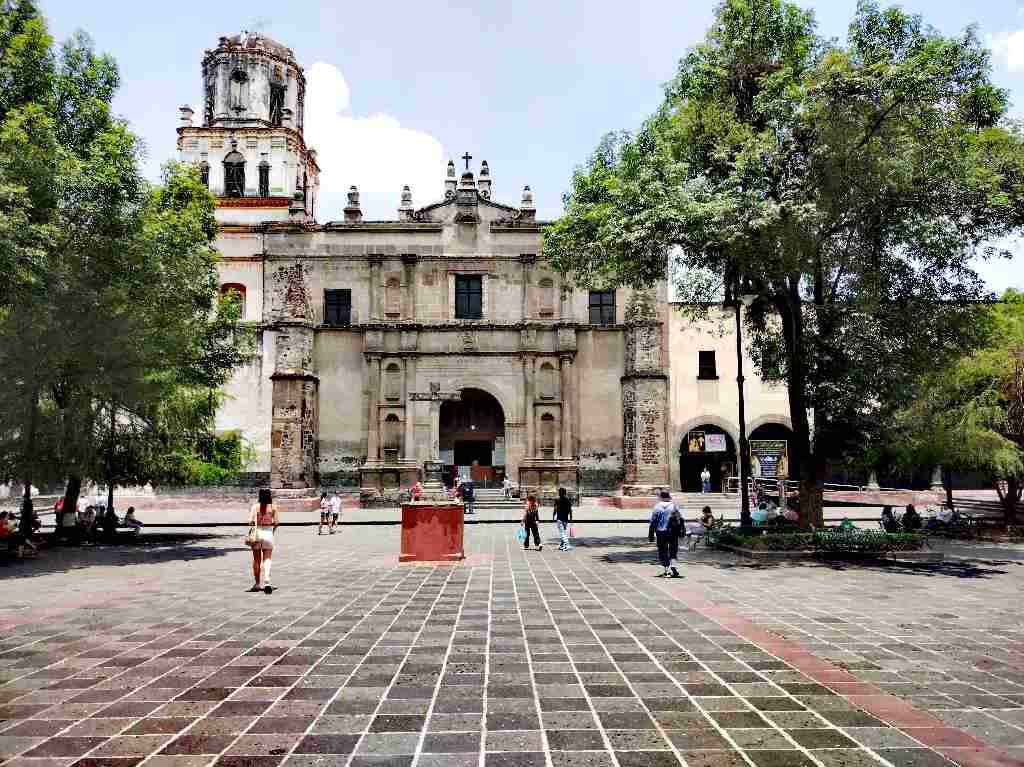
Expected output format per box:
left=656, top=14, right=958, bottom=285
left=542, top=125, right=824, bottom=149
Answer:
left=177, top=33, right=794, bottom=500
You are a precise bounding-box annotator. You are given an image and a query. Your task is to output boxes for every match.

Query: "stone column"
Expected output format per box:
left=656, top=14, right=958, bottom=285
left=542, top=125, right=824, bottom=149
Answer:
left=368, top=255, right=382, bottom=320
left=403, top=357, right=416, bottom=461
left=559, top=354, right=574, bottom=458
left=430, top=401, right=441, bottom=461
left=523, top=356, right=535, bottom=458
left=366, top=354, right=381, bottom=462
left=402, top=254, right=417, bottom=321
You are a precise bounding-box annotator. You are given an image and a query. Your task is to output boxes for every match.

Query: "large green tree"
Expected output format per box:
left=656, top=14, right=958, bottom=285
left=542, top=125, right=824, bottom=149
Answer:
left=0, top=2, right=250, bottom=523
left=543, top=0, right=1024, bottom=524
left=894, top=291, right=1024, bottom=520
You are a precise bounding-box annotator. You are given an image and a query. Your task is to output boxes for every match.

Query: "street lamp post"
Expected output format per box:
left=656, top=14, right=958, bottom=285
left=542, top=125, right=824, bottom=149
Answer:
left=733, top=292, right=755, bottom=529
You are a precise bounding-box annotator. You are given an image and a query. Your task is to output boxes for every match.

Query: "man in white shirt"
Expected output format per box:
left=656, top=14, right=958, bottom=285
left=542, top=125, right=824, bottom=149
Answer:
left=328, top=491, right=342, bottom=534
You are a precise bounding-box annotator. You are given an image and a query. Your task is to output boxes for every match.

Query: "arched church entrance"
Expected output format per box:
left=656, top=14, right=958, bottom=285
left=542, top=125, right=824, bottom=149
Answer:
left=440, top=388, right=505, bottom=487
left=680, top=425, right=736, bottom=492
left=749, top=422, right=794, bottom=481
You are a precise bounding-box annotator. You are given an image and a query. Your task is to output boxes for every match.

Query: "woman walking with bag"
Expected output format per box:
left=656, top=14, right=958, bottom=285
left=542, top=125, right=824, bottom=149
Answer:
left=247, top=488, right=279, bottom=593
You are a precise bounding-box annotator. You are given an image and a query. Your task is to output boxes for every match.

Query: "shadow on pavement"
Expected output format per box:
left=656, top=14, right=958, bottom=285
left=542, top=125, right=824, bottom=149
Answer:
left=573, top=536, right=1013, bottom=579
left=0, top=532, right=239, bottom=579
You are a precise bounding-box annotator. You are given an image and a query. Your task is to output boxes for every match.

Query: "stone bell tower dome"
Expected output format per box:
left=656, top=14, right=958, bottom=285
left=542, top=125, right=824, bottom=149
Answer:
left=176, top=30, right=320, bottom=223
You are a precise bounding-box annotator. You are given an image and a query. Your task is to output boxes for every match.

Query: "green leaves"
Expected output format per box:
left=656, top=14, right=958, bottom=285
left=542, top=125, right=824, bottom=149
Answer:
left=0, top=3, right=250, bottom=494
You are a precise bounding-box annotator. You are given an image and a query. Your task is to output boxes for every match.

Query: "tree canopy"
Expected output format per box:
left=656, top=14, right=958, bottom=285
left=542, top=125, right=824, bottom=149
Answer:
left=0, top=0, right=250, bottom=517
left=894, top=291, right=1024, bottom=519
left=543, top=0, right=1024, bottom=524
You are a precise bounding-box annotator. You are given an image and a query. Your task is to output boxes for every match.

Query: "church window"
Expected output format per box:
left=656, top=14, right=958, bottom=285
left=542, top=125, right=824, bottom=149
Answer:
left=383, top=414, right=401, bottom=459
left=384, top=363, right=402, bottom=401
left=455, top=275, right=482, bottom=320
left=199, top=162, right=209, bottom=188
left=589, top=290, right=616, bottom=325
left=538, top=278, right=554, bottom=317
left=230, top=70, right=249, bottom=112
left=540, top=413, right=556, bottom=456
left=220, top=283, right=246, bottom=319
left=698, top=350, right=718, bottom=380
left=385, top=277, right=402, bottom=317
left=223, top=151, right=245, bottom=197
left=269, top=84, right=285, bottom=127
left=538, top=362, right=558, bottom=400
left=324, top=289, right=351, bottom=326
left=258, top=162, right=270, bottom=197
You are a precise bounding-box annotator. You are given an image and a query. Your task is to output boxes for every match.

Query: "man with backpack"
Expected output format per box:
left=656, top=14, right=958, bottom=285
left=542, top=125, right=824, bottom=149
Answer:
left=649, top=489, right=683, bottom=577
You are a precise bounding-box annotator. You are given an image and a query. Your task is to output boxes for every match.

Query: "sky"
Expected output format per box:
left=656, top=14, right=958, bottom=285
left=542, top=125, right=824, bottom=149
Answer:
left=40, top=0, right=1024, bottom=294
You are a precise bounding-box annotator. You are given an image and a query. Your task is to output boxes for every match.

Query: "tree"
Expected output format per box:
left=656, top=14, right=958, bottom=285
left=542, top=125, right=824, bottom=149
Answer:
left=542, top=0, right=1024, bottom=525
left=0, top=2, right=250, bottom=521
left=894, top=291, right=1024, bottom=520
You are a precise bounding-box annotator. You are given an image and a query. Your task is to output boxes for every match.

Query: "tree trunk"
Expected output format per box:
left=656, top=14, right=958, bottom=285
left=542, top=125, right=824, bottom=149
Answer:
left=997, top=477, right=1021, bottom=523
left=800, top=477, right=824, bottom=528
left=19, top=384, right=41, bottom=534
left=106, top=403, right=116, bottom=515
left=943, top=467, right=954, bottom=511
left=777, top=280, right=821, bottom=528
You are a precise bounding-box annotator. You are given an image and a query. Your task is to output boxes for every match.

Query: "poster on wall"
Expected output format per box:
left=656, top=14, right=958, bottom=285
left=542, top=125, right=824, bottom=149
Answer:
left=687, top=432, right=706, bottom=452
left=750, top=440, right=788, bottom=479
left=705, top=434, right=727, bottom=453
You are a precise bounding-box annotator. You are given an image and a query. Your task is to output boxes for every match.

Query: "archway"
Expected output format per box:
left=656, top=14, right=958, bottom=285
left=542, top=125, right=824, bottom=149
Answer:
left=680, top=424, right=736, bottom=492
left=748, top=422, right=795, bottom=481
left=440, top=388, right=505, bottom=487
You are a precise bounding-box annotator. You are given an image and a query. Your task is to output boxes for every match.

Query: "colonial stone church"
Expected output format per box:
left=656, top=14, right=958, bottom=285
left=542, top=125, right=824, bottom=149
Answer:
left=177, top=32, right=795, bottom=500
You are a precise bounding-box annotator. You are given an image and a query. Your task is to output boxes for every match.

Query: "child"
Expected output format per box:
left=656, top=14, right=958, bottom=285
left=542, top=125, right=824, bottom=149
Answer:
left=318, top=492, right=330, bottom=535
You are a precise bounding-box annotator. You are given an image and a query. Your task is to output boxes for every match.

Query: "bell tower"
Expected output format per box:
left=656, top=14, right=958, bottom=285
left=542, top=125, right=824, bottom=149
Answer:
left=177, top=31, right=319, bottom=223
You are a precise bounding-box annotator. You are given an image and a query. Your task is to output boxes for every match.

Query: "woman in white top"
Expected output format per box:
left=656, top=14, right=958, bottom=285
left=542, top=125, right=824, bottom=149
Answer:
left=248, top=488, right=279, bottom=593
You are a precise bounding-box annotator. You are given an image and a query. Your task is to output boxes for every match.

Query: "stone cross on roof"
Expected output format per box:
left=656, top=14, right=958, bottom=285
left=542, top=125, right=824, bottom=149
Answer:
left=462, top=152, right=473, bottom=171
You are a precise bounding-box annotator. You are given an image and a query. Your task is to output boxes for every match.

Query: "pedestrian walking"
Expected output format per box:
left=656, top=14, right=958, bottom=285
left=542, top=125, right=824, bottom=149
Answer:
left=247, top=488, right=279, bottom=593
left=701, top=466, right=711, bottom=494
left=522, top=494, right=542, bottom=551
left=552, top=487, right=573, bottom=551
left=649, top=490, right=682, bottom=577
left=460, top=477, right=476, bottom=515
left=329, top=490, right=342, bottom=533
left=318, top=492, right=330, bottom=535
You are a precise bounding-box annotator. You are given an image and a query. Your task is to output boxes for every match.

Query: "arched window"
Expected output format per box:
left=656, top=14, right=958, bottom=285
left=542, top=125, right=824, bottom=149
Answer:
left=538, top=278, right=554, bottom=317
left=230, top=70, right=249, bottom=112
left=384, top=363, right=402, bottom=401
left=220, top=283, right=246, bottom=319
left=540, top=413, right=556, bottom=456
left=258, top=161, right=270, bottom=197
left=269, top=83, right=285, bottom=127
left=385, top=277, right=402, bottom=317
left=199, top=161, right=209, bottom=188
left=383, top=414, right=402, bottom=461
left=538, top=362, right=558, bottom=400
left=223, top=151, right=245, bottom=198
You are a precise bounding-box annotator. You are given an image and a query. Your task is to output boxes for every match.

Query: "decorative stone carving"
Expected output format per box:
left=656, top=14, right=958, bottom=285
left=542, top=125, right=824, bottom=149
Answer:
left=460, top=330, right=478, bottom=352
left=363, top=330, right=385, bottom=352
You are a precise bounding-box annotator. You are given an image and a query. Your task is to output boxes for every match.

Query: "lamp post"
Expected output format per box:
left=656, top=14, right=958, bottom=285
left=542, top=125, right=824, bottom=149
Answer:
left=733, top=291, right=756, bottom=529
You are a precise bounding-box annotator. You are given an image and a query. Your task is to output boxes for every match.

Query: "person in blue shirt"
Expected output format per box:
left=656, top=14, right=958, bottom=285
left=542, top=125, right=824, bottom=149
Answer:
left=649, top=490, right=683, bottom=577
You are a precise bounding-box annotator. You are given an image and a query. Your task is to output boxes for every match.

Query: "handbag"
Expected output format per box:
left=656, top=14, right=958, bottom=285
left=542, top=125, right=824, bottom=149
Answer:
left=515, top=528, right=527, bottom=543
left=244, top=526, right=259, bottom=547
left=568, top=524, right=576, bottom=538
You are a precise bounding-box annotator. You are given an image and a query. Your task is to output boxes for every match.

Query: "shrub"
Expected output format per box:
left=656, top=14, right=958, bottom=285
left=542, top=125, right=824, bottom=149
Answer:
left=712, top=525, right=924, bottom=554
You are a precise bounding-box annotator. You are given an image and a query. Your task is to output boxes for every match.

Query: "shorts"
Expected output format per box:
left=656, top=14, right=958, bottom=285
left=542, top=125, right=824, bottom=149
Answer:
left=320, top=510, right=331, bottom=521
left=331, top=513, right=339, bottom=522
left=253, top=529, right=274, bottom=550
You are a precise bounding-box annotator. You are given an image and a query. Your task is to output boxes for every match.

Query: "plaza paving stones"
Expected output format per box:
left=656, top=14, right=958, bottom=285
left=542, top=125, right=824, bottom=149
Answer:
left=0, top=524, right=1023, bottom=767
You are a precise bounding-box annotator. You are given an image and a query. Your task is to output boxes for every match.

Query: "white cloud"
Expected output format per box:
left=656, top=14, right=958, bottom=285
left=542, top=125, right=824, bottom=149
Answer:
left=304, top=62, right=447, bottom=222
left=988, top=28, right=1024, bottom=73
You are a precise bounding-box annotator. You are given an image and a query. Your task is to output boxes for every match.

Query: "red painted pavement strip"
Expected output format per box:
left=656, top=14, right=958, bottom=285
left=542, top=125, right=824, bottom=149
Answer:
left=668, top=587, right=1024, bottom=767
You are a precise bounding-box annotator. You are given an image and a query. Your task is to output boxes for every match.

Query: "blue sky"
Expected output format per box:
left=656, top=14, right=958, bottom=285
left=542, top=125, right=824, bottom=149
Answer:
left=40, top=0, right=1024, bottom=293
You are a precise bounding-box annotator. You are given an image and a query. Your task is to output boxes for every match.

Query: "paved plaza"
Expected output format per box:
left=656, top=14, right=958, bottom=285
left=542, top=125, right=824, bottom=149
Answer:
left=1, top=523, right=1024, bottom=767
